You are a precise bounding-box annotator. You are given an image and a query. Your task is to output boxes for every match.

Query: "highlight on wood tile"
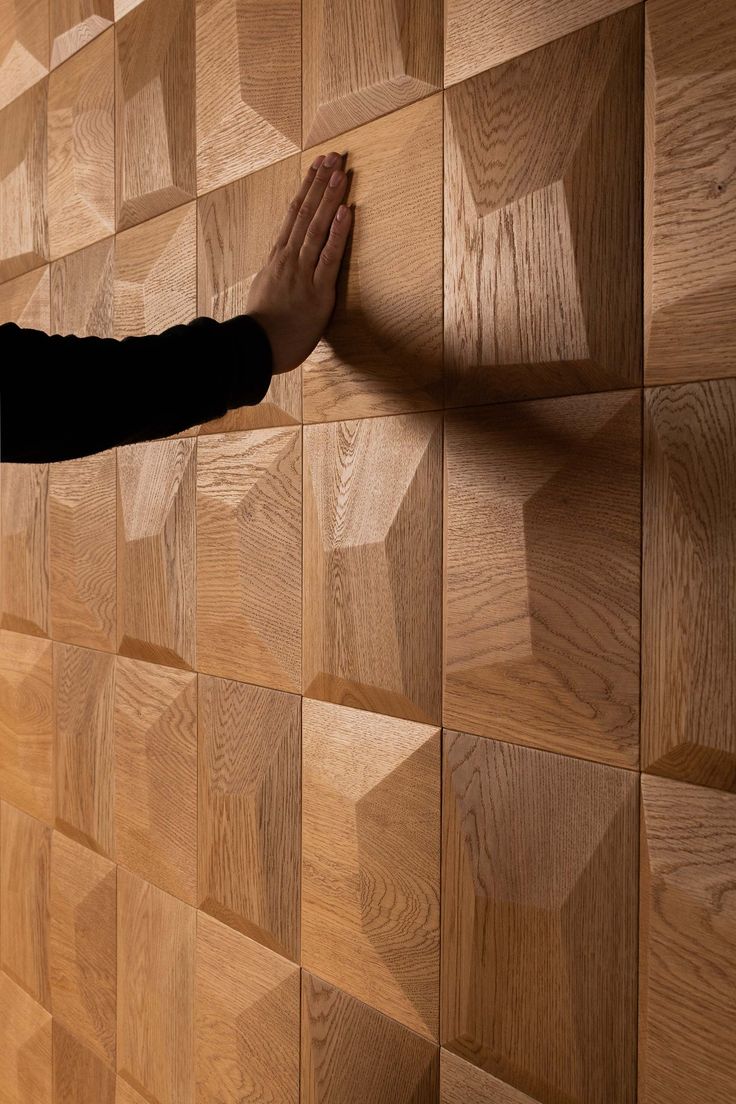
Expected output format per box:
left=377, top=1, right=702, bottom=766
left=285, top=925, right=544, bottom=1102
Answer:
left=444, top=391, right=641, bottom=768
left=640, top=775, right=736, bottom=1103
left=444, top=8, right=642, bottom=407
left=302, top=97, right=443, bottom=422
left=0, top=800, right=51, bottom=1009
left=0, top=0, right=49, bottom=111
left=441, top=731, right=639, bottom=1102
left=441, top=1050, right=539, bottom=1103
left=53, top=1023, right=116, bottom=1104
left=114, top=202, right=196, bottom=338
left=302, top=699, right=440, bottom=1038
left=0, top=264, right=49, bottom=329
left=197, top=428, right=301, bottom=693
left=51, top=0, right=113, bottom=68
left=50, top=237, right=114, bottom=338
left=0, top=971, right=52, bottom=1104
left=0, top=631, right=53, bottom=822
left=0, top=462, right=48, bottom=638
left=0, top=80, right=47, bottom=284
left=304, top=413, right=442, bottom=724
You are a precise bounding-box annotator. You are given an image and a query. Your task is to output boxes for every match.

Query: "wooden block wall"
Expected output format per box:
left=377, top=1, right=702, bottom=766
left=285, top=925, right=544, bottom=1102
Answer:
left=0, top=1, right=734, bottom=1101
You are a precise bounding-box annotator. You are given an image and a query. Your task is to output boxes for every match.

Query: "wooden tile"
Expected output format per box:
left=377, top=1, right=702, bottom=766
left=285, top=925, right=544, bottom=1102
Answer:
left=0, top=801, right=51, bottom=1008
left=115, top=0, right=195, bottom=230
left=302, top=97, right=442, bottom=422
left=197, top=156, right=302, bottom=429
left=445, top=9, right=642, bottom=408
left=0, top=631, right=53, bottom=823
left=442, top=731, right=638, bottom=1102
left=302, top=0, right=441, bottom=146
left=53, top=1023, right=116, bottom=1104
left=0, top=972, right=52, bottom=1104
left=197, top=429, right=301, bottom=692
left=303, top=413, right=442, bottom=723
left=0, top=0, right=49, bottom=112
left=0, top=264, right=49, bottom=328
left=114, top=656, right=197, bottom=903
left=441, top=1050, right=538, bottom=1104
left=48, top=27, right=114, bottom=258
left=640, top=775, right=736, bottom=1102
left=117, top=868, right=195, bottom=1104
left=444, top=392, right=641, bottom=768
left=50, top=237, right=114, bottom=337
left=116, top=1080, right=149, bottom=1104
left=302, top=699, right=440, bottom=1038
left=116, top=437, right=195, bottom=669
left=113, top=0, right=143, bottom=17
left=114, top=202, right=196, bottom=337
left=198, top=675, right=300, bottom=959
left=50, top=831, right=116, bottom=1063
left=51, top=0, right=113, bottom=67
left=0, top=462, right=48, bottom=638
left=643, top=380, right=736, bottom=791
left=0, top=80, right=47, bottom=282
left=646, top=0, right=736, bottom=383
left=196, top=912, right=300, bottom=1104
left=302, top=973, right=439, bottom=1104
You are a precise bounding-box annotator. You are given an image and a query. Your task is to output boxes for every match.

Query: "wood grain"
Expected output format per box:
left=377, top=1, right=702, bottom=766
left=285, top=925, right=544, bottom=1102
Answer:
left=302, top=698, right=440, bottom=1038
left=195, top=912, right=300, bottom=1104
left=442, top=731, right=639, bottom=1103
left=0, top=800, right=51, bottom=1008
left=196, top=429, right=301, bottom=692
left=51, top=0, right=113, bottom=67
left=645, top=0, right=736, bottom=382
left=441, top=1050, right=539, bottom=1104
left=0, top=0, right=48, bottom=112
left=0, top=264, right=49, bottom=329
left=640, top=775, right=736, bottom=1102
left=304, top=414, right=442, bottom=723
left=113, top=0, right=144, bottom=16
left=53, top=1023, right=116, bottom=1104
left=114, top=656, right=197, bottom=903
left=0, top=631, right=53, bottom=823
left=50, top=237, right=114, bottom=338
left=301, top=97, right=443, bottom=422
left=114, top=203, right=196, bottom=338
left=0, top=971, right=52, bottom=1104
left=116, top=1081, right=149, bottom=1104
left=198, top=675, right=301, bottom=960
left=445, top=9, right=643, bottom=407
left=0, top=80, right=47, bottom=282
left=0, top=462, right=48, bottom=637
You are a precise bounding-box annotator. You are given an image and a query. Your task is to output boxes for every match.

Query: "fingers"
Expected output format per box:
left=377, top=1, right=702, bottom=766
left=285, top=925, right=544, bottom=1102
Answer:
left=314, top=204, right=353, bottom=291
left=287, top=152, right=343, bottom=253
left=299, top=164, right=348, bottom=269
left=273, top=157, right=324, bottom=250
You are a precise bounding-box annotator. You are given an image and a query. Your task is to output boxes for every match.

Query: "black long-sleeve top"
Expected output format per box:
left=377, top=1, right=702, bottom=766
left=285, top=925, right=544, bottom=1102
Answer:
left=0, top=314, right=274, bottom=463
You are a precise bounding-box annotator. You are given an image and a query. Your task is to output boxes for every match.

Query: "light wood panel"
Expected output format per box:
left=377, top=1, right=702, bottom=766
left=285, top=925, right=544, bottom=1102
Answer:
left=444, top=392, right=641, bottom=768
left=445, top=9, right=642, bottom=408
left=116, top=437, right=195, bottom=669
left=640, top=775, right=736, bottom=1102
left=302, top=0, right=441, bottom=146
left=302, top=97, right=442, bottom=422
left=0, top=972, right=52, bottom=1104
left=302, top=699, right=440, bottom=1038
left=304, top=414, right=442, bottom=723
left=53, top=1024, right=116, bottom=1104
left=0, top=80, right=47, bottom=282
left=645, top=0, right=736, bottom=382
left=0, top=463, right=48, bottom=638
left=0, top=0, right=48, bottom=112
left=0, top=800, right=51, bottom=1008
left=442, top=731, right=639, bottom=1102
left=50, top=0, right=113, bottom=68
left=0, top=264, right=49, bottom=329
left=441, top=1051, right=539, bottom=1104
left=117, top=868, right=195, bottom=1104
left=0, top=631, right=53, bottom=823
left=643, top=380, right=736, bottom=791
left=197, top=156, right=302, bottom=429
left=114, top=202, right=196, bottom=338
left=50, top=237, right=114, bottom=338
left=113, top=0, right=143, bottom=16
left=196, top=429, right=301, bottom=692
left=114, top=656, right=197, bottom=903
left=196, top=912, right=300, bottom=1104
left=116, top=1080, right=149, bottom=1104
left=47, top=27, right=114, bottom=258
left=198, top=675, right=300, bottom=959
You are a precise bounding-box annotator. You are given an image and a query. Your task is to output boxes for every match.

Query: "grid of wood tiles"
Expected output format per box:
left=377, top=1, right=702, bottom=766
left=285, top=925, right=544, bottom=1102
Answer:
left=0, top=1, right=735, bottom=1101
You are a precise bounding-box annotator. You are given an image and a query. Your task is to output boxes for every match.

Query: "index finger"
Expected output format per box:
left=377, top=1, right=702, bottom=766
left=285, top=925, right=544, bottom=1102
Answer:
left=272, top=157, right=325, bottom=251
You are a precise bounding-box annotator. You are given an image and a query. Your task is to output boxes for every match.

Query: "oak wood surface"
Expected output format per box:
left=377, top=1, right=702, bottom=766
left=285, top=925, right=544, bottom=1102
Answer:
left=0, top=631, right=53, bottom=823
left=0, top=0, right=48, bottom=111
left=51, top=0, right=113, bottom=68
left=0, top=971, right=52, bottom=1104
left=50, top=237, right=114, bottom=338
left=52, top=1023, right=116, bottom=1104
left=0, top=80, right=47, bottom=282
left=0, top=264, right=49, bottom=329
left=0, top=462, right=48, bottom=638
left=115, top=1080, right=149, bottom=1104
left=441, top=1050, right=539, bottom=1104
left=0, top=800, right=51, bottom=1008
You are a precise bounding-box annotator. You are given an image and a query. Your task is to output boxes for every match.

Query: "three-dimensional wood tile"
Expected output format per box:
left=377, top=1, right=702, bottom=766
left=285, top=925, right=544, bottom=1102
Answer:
left=0, top=631, right=53, bottom=822
left=643, top=380, right=736, bottom=791
left=441, top=1050, right=539, bottom=1104
left=445, top=9, right=642, bottom=407
left=304, top=413, right=442, bottom=723
left=53, top=1024, right=116, bottom=1104
left=302, top=0, right=441, bottom=145
left=115, top=0, right=195, bottom=230
left=444, top=391, right=641, bottom=768
left=116, top=1079, right=149, bottom=1104
left=0, top=800, right=51, bottom=1008
left=116, top=436, right=195, bottom=668
left=0, top=264, right=49, bottom=328
left=302, top=699, right=440, bottom=1037
left=0, top=80, right=47, bottom=282
left=302, top=97, right=442, bottom=422
left=0, top=462, right=48, bottom=637
left=47, top=28, right=114, bottom=258
left=197, top=155, right=302, bottom=429
left=50, top=238, right=114, bottom=340
left=197, top=429, right=301, bottom=692
left=198, top=675, right=301, bottom=959
left=442, top=731, right=638, bottom=1102
left=196, top=912, right=300, bottom=1104
left=51, top=0, right=113, bottom=68
left=114, top=203, right=196, bottom=338
left=0, top=0, right=48, bottom=111
left=302, top=973, right=439, bottom=1104
left=115, top=656, right=197, bottom=903
left=0, top=972, right=52, bottom=1104
left=640, top=775, right=736, bottom=1102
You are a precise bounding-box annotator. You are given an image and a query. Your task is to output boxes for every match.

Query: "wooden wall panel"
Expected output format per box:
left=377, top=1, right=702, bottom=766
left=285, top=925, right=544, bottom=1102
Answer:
left=114, top=657, right=197, bottom=903
left=52, top=1023, right=116, bottom=1104
left=640, top=775, right=736, bottom=1103
left=643, top=380, right=736, bottom=791
left=50, top=237, right=114, bottom=338
left=197, top=429, right=301, bottom=692
left=441, top=1050, right=539, bottom=1104
left=302, top=699, right=440, bottom=1038
left=50, top=0, right=113, bottom=68
left=303, top=414, right=442, bottom=723
left=0, top=0, right=48, bottom=112
left=0, top=462, right=48, bottom=638
left=442, top=731, right=638, bottom=1102
left=302, top=97, right=442, bottom=422
left=0, top=972, right=52, bottom=1104
left=0, top=80, right=47, bottom=282
left=196, top=912, right=300, bottom=1104
left=444, top=392, right=641, bottom=768
left=645, top=0, right=736, bottom=382
left=0, top=631, right=53, bottom=823
left=302, top=0, right=441, bottom=146
left=0, top=264, right=49, bottom=329
left=114, top=202, right=196, bottom=338
left=198, top=676, right=300, bottom=959
left=0, top=801, right=51, bottom=1008
left=116, top=1079, right=149, bottom=1104
left=445, top=10, right=642, bottom=408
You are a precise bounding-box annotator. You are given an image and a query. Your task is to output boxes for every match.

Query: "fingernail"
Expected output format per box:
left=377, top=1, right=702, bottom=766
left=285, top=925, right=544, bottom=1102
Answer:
left=311, top=155, right=324, bottom=170
left=336, top=204, right=348, bottom=221
left=324, top=152, right=339, bottom=167
left=329, top=170, right=344, bottom=188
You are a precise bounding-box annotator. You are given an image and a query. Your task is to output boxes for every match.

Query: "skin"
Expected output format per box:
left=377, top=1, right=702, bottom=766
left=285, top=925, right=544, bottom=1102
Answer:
left=247, top=151, right=353, bottom=375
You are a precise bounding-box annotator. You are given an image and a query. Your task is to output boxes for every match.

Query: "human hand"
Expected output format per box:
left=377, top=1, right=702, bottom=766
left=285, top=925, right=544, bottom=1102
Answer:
left=246, top=152, right=352, bottom=375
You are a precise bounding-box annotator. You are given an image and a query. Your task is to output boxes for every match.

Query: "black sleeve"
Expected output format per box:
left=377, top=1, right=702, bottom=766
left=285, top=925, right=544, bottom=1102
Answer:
left=0, top=314, right=273, bottom=463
